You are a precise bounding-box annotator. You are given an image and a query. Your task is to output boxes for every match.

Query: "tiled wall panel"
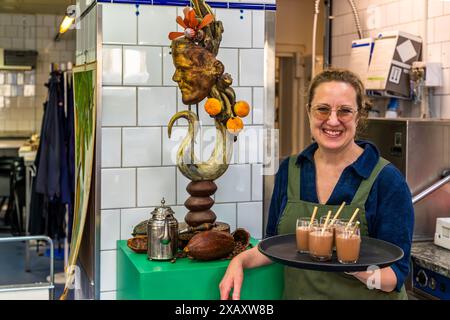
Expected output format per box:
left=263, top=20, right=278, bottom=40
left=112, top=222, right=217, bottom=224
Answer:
left=331, top=0, right=450, bottom=118
left=0, top=13, right=75, bottom=132
left=97, top=1, right=273, bottom=297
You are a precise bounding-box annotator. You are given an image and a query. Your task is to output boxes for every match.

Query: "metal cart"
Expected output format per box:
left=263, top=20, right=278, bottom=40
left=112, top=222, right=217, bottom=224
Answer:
left=0, top=235, right=55, bottom=300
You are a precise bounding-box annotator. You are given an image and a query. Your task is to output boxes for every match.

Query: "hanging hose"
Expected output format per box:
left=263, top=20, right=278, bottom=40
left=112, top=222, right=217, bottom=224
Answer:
left=347, top=0, right=363, bottom=39
left=311, top=0, right=320, bottom=80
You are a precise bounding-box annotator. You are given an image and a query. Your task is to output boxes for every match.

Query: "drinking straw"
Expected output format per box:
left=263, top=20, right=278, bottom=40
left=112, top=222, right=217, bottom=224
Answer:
left=329, top=201, right=346, bottom=226
left=321, top=210, right=332, bottom=235
left=345, top=208, right=360, bottom=231
left=350, top=221, right=360, bottom=237
left=309, top=206, right=318, bottom=227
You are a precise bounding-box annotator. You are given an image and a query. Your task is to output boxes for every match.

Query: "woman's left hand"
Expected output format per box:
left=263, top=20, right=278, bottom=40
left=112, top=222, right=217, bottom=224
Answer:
left=345, top=267, right=397, bottom=292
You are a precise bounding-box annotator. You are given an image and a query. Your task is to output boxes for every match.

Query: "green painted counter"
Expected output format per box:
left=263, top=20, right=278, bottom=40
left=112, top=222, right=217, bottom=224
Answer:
left=116, top=239, right=284, bottom=300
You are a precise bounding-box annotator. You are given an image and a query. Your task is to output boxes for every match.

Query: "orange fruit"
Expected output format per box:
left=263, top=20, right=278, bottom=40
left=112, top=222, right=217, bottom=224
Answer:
left=204, top=98, right=222, bottom=116
left=226, top=117, right=244, bottom=134
left=234, top=100, right=250, bottom=117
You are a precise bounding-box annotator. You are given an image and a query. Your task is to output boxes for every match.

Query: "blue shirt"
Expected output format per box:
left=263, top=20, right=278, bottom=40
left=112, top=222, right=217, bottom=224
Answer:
left=266, top=141, right=414, bottom=292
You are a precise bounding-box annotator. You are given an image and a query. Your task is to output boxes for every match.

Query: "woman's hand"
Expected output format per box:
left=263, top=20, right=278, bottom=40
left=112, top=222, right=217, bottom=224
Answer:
left=219, top=256, right=244, bottom=300
left=348, top=266, right=398, bottom=292
left=219, top=246, right=273, bottom=300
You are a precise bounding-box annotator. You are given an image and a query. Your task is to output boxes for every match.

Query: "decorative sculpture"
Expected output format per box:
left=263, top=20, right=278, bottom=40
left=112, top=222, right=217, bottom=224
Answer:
left=167, top=0, right=250, bottom=231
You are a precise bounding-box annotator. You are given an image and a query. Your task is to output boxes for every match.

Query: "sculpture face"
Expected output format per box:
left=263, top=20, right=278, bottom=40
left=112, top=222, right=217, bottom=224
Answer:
left=172, top=39, right=224, bottom=105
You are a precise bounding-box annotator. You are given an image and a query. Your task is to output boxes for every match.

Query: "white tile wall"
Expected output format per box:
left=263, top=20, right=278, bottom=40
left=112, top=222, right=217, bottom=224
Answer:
left=0, top=12, right=75, bottom=133
left=123, top=46, right=163, bottom=85
left=100, top=291, right=117, bottom=300
left=120, top=207, right=152, bottom=240
left=237, top=202, right=263, bottom=239
left=162, top=126, right=187, bottom=166
left=102, top=87, right=137, bottom=126
left=252, top=164, right=263, bottom=201
left=138, top=87, right=177, bottom=126
left=217, top=49, right=239, bottom=85
left=253, top=87, right=264, bottom=124
left=102, top=4, right=137, bottom=44
left=138, top=6, right=177, bottom=46
left=176, top=170, right=190, bottom=205
left=103, top=46, right=122, bottom=85
left=101, top=210, right=121, bottom=250
left=102, top=128, right=122, bottom=168
left=101, top=168, right=136, bottom=209
left=239, top=49, right=264, bottom=86
left=137, top=167, right=176, bottom=206
left=215, top=164, right=251, bottom=203
left=98, top=2, right=272, bottom=297
left=122, top=127, right=162, bottom=167
left=252, top=10, right=265, bottom=48
left=162, top=47, right=176, bottom=86
left=100, top=250, right=116, bottom=292
left=216, top=9, right=252, bottom=48
left=214, top=203, right=237, bottom=232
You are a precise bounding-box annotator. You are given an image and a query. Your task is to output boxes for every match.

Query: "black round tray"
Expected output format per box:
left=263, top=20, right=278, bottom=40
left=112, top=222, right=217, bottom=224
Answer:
left=258, top=234, right=404, bottom=272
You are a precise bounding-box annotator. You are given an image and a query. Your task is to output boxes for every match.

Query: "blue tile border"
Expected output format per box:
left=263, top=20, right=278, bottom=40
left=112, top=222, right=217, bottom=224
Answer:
left=229, top=2, right=264, bottom=10
left=96, top=0, right=277, bottom=10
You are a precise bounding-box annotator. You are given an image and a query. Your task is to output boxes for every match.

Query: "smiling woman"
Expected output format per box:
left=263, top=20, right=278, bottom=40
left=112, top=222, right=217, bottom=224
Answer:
left=220, top=68, right=414, bottom=300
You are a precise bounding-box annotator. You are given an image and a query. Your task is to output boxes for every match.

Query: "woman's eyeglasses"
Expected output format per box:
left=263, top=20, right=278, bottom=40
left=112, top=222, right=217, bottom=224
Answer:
left=310, top=104, right=358, bottom=122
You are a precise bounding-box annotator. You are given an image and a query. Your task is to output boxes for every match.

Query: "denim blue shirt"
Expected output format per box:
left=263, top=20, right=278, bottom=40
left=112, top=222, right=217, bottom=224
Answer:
left=266, top=141, right=414, bottom=292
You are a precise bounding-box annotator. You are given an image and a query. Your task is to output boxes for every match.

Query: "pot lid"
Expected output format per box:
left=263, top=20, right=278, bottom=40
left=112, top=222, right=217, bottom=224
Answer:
left=150, top=198, right=175, bottom=220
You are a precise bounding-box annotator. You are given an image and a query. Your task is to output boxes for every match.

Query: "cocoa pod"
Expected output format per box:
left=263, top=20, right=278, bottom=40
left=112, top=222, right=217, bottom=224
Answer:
left=232, top=228, right=250, bottom=248
left=127, top=236, right=148, bottom=253
left=183, top=230, right=234, bottom=261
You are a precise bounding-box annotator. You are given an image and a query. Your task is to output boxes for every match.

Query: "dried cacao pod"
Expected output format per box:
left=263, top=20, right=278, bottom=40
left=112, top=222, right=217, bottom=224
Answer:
left=184, top=230, right=234, bottom=261
left=127, top=236, right=148, bottom=253
left=232, top=228, right=250, bottom=248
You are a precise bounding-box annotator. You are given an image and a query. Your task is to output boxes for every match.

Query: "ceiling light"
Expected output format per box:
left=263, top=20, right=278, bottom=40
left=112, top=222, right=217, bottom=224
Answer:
left=59, top=15, right=75, bottom=34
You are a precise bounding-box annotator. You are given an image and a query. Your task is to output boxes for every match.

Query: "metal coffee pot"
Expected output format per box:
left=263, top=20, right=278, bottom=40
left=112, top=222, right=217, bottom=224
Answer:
left=147, top=198, right=178, bottom=260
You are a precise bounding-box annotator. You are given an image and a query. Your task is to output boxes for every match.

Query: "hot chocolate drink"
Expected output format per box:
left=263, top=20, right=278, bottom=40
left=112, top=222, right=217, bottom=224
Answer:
left=336, top=232, right=361, bottom=264
left=308, top=229, right=333, bottom=261
left=296, top=226, right=310, bottom=253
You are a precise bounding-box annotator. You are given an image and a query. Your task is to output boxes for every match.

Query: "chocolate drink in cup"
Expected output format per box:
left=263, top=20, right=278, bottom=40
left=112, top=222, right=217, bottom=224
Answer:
left=308, top=226, right=334, bottom=261
left=336, top=223, right=361, bottom=264
left=296, top=218, right=317, bottom=253
left=320, top=216, right=340, bottom=251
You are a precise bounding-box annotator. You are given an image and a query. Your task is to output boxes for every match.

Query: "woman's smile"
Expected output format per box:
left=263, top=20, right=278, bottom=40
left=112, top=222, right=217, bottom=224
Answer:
left=321, top=127, right=344, bottom=138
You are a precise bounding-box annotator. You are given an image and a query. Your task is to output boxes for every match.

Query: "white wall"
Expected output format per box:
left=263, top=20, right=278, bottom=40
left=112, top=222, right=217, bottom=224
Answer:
left=0, top=13, right=75, bottom=133
left=331, top=0, right=450, bottom=118
left=96, top=0, right=275, bottom=299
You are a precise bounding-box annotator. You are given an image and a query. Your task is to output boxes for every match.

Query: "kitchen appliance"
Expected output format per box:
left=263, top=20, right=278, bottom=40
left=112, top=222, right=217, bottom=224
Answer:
left=361, top=118, right=450, bottom=241
left=435, top=218, right=450, bottom=250
left=411, top=262, right=450, bottom=300
left=147, top=199, right=178, bottom=260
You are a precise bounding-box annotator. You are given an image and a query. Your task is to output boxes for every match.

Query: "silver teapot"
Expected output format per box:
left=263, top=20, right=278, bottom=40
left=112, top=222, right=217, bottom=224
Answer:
left=147, top=198, right=178, bottom=260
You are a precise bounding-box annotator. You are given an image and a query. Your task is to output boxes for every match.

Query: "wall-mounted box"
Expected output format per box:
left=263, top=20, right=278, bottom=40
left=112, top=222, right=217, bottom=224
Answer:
left=366, top=31, right=422, bottom=98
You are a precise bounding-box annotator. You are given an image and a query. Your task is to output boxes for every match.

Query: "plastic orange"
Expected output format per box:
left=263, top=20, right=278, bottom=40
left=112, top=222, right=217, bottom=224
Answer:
left=204, top=98, right=222, bottom=116
left=234, top=101, right=250, bottom=117
left=226, top=117, right=244, bottom=134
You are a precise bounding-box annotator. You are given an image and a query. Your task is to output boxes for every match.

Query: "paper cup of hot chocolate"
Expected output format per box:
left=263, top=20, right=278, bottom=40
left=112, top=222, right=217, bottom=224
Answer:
left=308, top=226, right=333, bottom=261
left=336, top=226, right=361, bottom=264
left=296, top=218, right=317, bottom=253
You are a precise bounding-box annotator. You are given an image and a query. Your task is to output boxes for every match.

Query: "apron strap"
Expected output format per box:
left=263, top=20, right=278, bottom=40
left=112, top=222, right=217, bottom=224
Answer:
left=287, top=155, right=301, bottom=200
left=351, top=157, right=390, bottom=206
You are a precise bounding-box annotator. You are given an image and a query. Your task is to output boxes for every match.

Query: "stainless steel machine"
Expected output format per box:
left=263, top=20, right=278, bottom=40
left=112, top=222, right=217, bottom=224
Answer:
left=361, top=118, right=450, bottom=241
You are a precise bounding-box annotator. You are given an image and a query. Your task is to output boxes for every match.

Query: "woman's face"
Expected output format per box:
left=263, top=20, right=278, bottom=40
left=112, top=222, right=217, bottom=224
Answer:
left=308, top=81, right=358, bottom=153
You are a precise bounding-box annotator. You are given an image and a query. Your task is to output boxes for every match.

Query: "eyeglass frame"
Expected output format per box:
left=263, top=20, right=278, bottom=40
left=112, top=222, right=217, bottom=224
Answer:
left=307, top=103, right=359, bottom=122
